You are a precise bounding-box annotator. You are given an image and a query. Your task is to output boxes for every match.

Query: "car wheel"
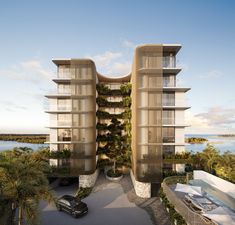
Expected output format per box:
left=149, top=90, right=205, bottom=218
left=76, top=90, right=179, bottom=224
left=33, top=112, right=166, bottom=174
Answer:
left=71, top=211, right=77, bottom=218
left=57, top=205, right=62, bottom=211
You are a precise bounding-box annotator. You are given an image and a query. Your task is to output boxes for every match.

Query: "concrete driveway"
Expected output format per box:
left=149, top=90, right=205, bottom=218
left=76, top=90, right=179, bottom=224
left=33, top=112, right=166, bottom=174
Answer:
left=40, top=174, right=154, bottom=225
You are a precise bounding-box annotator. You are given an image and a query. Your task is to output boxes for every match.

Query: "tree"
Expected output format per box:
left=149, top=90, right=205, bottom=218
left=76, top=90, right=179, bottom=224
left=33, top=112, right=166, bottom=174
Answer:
left=199, top=144, right=221, bottom=173
left=0, top=150, right=54, bottom=225
left=105, top=118, right=125, bottom=174
left=215, top=151, right=235, bottom=182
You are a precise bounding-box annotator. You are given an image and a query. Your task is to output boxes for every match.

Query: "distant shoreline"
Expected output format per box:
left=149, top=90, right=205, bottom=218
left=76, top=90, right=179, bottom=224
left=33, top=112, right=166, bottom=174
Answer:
left=0, top=134, right=48, bottom=144
left=185, top=137, right=208, bottom=144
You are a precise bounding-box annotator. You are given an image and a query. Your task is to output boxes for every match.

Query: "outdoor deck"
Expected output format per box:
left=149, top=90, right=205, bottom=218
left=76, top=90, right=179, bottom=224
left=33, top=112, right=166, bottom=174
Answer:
left=161, top=176, right=217, bottom=225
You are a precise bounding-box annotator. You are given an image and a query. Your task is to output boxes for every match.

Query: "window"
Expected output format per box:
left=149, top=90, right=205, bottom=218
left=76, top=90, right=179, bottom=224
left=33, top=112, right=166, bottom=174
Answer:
left=149, top=93, right=162, bottom=107
left=58, top=65, right=70, bottom=78
left=163, top=146, right=175, bottom=155
left=58, top=84, right=71, bottom=94
left=58, top=129, right=72, bottom=141
left=162, top=127, right=175, bottom=143
left=141, top=55, right=161, bottom=68
left=163, top=110, right=175, bottom=124
left=139, top=75, right=162, bottom=88
left=58, top=114, right=71, bottom=126
left=163, top=92, right=175, bottom=106
left=163, top=75, right=175, bottom=87
left=72, top=66, right=93, bottom=79
left=58, top=99, right=71, bottom=110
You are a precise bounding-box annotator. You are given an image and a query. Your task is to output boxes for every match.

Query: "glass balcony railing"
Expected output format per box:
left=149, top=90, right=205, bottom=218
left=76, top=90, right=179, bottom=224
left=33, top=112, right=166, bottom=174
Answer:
left=162, top=118, right=175, bottom=125
left=58, top=136, right=72, bottom=142
left=162, top=99, right=175, bottom=106
left=140, top=55, right=176, bottom=69
left=58, top=121, right=72, bottom=126
left=58, top=90, right=71, bottom=95
left=163, top=78, right=176, bottom=87
left=46, top=105, right=71, bottom=111
left=49, top=120, right=71, bottom=127
left=140, top=56, right=176, bottom=69
left=163, top=136, right=175, bottom=143
left=58, top=71, right=71, bottom=79
left=163, top=56, right=176, bottom=68
left=163, top=100, right=188, bottom=107
left=58, top=105, right=71, bottom=111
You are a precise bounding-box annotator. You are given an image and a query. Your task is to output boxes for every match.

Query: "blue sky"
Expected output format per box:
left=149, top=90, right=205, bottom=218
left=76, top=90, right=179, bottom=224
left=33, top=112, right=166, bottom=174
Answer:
left=0, top=0, right=235, bottom=134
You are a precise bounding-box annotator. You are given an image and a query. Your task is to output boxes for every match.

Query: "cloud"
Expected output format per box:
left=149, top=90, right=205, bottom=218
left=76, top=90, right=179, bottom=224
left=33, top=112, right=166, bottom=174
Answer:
left=0, top=100, right=28, bottom=112
left=87, top=51, right=122, bottom=67
left=121, top=39, right=136, bottom=49
left=21, top=60, right=41, bottom=68
left=199, top=70, right=223, bottom=79
left=0, top=60, right=53, bottom=83
left=195, top=107, right=235, bottom=126
left=186, top=107, right=235, bottom=134
left=87, top=51, right=131, bottom=76
left=106, top=62, right=131, bottom=75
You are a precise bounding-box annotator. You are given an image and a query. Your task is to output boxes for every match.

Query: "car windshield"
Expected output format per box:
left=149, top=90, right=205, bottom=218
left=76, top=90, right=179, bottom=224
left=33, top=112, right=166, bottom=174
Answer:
left=70, top=199, right=81, bottom=206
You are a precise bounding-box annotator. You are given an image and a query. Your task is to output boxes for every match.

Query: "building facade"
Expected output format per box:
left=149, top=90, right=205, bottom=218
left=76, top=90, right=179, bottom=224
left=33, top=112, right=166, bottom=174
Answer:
left=45, top=44, right=190, bottom=197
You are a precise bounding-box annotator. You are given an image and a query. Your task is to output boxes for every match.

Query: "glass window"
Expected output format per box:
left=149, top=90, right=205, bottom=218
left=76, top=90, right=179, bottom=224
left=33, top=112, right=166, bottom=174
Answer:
left=163, top=92, right=175, bottom=106
left=162, top=128, right=175, bottom=143
left=149, top=93, right=162, bottom=107
left=58, top=114, right=71, bottom=126
left=163, top=75, right=175, bottom=87
left=58, top=84, right=71, bottom=94
left=58, top=65, right=70, bottom=78
left=58, top=129, right=72, bottom=141
left=163, top=146, right=175, bottom=155
left=58, top=99, right=71, bottom=110
left=163, top=110, right=175, bottom=124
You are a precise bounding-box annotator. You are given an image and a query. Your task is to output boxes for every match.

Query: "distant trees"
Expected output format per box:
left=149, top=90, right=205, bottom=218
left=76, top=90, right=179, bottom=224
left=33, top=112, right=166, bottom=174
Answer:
left=185, top=137, right=208, bottom=144
left=0, top=134, right=47, bottom=144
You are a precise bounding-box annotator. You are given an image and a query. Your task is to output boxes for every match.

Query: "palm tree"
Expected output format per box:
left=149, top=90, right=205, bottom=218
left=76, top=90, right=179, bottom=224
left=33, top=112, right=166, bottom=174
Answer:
left=0, top=150, right=54, bottom=225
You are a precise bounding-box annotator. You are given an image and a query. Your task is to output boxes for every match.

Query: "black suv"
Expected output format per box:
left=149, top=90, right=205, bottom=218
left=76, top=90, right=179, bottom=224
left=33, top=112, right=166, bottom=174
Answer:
left=56, top=195, right=88, bottom=218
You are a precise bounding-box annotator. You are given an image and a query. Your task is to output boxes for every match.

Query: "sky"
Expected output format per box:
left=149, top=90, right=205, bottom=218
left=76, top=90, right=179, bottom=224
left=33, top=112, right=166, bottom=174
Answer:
left=0, top=0, right=235, bottom=134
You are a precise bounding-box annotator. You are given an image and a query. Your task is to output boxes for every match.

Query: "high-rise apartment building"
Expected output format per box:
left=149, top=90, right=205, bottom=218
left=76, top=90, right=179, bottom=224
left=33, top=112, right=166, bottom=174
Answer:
left=45, top=44, right=190, bottom=197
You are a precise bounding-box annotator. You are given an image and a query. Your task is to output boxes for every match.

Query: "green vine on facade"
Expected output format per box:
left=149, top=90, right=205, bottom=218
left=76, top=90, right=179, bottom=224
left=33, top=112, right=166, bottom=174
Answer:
left=96, top=82, right=132, bottom=171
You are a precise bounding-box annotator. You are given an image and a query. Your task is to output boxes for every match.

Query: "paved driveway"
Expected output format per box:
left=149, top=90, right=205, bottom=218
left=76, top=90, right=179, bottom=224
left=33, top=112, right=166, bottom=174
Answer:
left=40, top=174, right=153, bottom=225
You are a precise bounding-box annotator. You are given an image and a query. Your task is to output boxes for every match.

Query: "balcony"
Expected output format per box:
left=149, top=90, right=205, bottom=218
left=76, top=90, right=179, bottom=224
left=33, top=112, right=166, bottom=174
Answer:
left=163, top=78, right=176, bottom=87
left=163, top=56, right=176, bottom=68
left=58, top=72, right=71, bottom=79
left=58, top=136, right=72, bottom=142
left=163, top=136, right=175, bottom=143
left=162, top=99, right=175, bottom=106
left=162, top=118, right=175, bottom=125
left=140, top=56, right=176, bottom=69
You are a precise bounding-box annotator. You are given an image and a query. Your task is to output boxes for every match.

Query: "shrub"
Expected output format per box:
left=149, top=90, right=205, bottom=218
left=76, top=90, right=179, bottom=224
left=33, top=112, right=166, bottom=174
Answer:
left=75, top=187, right=92, bottom=199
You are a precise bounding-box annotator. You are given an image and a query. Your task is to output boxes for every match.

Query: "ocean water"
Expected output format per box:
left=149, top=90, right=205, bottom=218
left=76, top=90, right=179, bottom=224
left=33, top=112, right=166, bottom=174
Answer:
left=186, top=134, right=235, bottom=154
left=0, top=135, right=234, bottom=154
left=0, top=141, right=48, bottom=151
